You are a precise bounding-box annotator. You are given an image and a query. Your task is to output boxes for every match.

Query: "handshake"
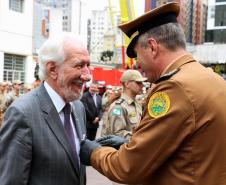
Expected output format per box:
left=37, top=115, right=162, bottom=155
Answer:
left=80, top=135, right=128, bottom=165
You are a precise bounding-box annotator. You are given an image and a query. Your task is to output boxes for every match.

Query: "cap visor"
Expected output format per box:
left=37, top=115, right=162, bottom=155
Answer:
left=126, top=35, right=139, bottom=58
left=135, top=77, right=148, bottom=82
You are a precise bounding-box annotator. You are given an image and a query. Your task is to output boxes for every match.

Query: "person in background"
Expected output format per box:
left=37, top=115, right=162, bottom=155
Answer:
left=81, top=81, right=103, bottom=141
left=101, top=85, right=114, bottom=129
left=2, top=80, right=23, bottom=115
left=80, top=2, right=226, bottom=185
left=0, top=33, right=91, bottom=185
left=102, top=85, right=113, bottom=111
left=0, top=82, right=7, bottom=127
left=101, top=69, right=146, bottom=141
left=23, top=84, right=34, bottom=93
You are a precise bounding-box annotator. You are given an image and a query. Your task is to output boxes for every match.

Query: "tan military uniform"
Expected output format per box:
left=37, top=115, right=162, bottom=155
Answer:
left=0, top=91, right=20, bottom=127
left=91, top=54, right=226, bottom=185
left=101, top=93, right=142, bottom=139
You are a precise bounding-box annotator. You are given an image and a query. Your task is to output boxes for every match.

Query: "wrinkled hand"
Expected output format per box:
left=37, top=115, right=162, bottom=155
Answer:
left=80, top=139, right=101, bottom=166
left=96, top=135, right=128, bottom=149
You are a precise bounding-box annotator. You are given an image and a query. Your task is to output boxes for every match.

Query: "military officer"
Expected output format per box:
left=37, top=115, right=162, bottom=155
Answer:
left=80, top=2, right=226, bottom=185
left=101, top=70, right=146, bottom=140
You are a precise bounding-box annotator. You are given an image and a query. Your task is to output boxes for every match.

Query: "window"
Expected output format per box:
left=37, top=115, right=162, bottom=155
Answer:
left=9, top=0, right=24, bottom=13
left=215, top=5, right=226, bottom=26
left=4, top=54, right=25, bottom=82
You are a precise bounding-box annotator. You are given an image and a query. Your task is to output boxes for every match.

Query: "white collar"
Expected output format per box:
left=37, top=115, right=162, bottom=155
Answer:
left=44, top=81, right=66, bottom=113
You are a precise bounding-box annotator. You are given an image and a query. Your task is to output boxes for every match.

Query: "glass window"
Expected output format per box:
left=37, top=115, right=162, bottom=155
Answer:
left=4, top=53, right=25, bottom=82
left=215, top=5, right=226, bottom=26
left=9, top=0, right=24, bottom=13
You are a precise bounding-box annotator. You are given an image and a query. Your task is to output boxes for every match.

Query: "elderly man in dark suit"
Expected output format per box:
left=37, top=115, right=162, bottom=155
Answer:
left=81, top=81, right=103, bottom=141
left=0, top=33, right=91, bottom=185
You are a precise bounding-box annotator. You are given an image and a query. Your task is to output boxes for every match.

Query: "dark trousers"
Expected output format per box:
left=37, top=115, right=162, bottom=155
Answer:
left=86, top=128, right=98, bottom=141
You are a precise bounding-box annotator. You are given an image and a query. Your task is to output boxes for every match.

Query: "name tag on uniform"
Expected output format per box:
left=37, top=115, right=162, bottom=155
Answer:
left=129, top=112, right=136, bottom=117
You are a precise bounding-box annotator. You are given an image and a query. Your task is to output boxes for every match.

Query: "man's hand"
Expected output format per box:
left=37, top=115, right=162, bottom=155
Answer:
left=92, top=117, right=99, bottom=124
left=80, top=139, right=101, bottom=165
left=96, top=135, right=128, bottom=149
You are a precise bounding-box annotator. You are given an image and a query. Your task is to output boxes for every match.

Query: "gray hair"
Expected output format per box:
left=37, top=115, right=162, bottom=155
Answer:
left=138, top=23, right=186, bottom=51
left=38, top=33, right=85, bottom=80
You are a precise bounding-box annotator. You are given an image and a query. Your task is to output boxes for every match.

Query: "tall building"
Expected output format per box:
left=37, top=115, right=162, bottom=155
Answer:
left=89, top=8, right=112, bottom=62
left=35, top=0, right=88, bottom=43
left=0, top=0, right=34, bottom=83
left=144, top=0, right=208, bottom=44
left=206, top=0, right=226, bottom=43
left=33, top=1, right=63, bottom=63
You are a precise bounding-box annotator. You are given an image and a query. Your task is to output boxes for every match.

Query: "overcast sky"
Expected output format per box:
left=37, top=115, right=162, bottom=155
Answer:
left=86, top=0, right=145, bottom=18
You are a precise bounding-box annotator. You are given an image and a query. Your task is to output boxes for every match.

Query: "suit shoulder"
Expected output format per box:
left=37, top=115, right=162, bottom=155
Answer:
left=10, top=90, right=38, bottom=110
left=72, top=100, right=84, bottom=108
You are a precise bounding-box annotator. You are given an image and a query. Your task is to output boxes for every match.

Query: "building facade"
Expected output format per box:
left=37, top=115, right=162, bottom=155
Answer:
left=144, top=0, right=226, bottom=77
left=35, top=0, right=88, bottom=44
left=206, top=0, right=226, bottom=43
left=89, top=8, right=112, bottom=62
left=0, top=0, right=34, bottom=83
left=145, top=0, right=208, bottom=44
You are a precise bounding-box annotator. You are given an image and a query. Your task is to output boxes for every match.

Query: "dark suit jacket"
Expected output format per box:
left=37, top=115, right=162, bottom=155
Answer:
left=0, top=84, right=86, bottom=185
left=81, top=91, right=103, bottom=129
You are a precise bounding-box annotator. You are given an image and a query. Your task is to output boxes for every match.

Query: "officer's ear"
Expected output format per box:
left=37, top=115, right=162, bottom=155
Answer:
left=147, top=38, right=158, bottom=57
left=45, top=61, right=59, bottom=80
left=124, top=81, right=130, bottom=88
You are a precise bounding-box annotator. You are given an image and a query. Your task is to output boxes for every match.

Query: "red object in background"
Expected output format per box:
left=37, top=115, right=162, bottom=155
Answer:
left=91, top=67, right=124, bottom=86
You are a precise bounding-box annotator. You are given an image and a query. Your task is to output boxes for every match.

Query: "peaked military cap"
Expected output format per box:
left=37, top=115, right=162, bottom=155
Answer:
left=118, top=2, right=180, bottom=58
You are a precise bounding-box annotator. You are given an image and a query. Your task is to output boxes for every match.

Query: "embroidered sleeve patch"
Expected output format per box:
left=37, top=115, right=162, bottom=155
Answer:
left=148, top=92, right=170, bottom=118
left=112, top=108, right=122, bottom=116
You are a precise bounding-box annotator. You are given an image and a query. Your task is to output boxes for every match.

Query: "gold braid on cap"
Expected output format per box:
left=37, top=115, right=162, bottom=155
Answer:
left=130, top=31, right=139, bottom=40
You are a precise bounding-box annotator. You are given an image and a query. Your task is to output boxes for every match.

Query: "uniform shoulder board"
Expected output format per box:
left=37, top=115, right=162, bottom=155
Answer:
left=115, top=98, right=124, bottom=105
left=155, top=68, right=180, bottom=83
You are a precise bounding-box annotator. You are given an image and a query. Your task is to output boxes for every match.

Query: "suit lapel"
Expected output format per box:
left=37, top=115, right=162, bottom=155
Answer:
left=71, top=109, right=82, bottom=141
left=88, top=92, right=97, bottom=109
left=37, top=84, right=80, bottom=177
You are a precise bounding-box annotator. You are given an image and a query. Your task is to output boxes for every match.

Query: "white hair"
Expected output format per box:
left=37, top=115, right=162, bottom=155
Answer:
left=38, top=32, right=85, bottom=80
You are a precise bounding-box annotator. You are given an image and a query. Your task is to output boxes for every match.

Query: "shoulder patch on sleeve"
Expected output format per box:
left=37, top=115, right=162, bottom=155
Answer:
left=112, top=107, right=122, bottom=116
left=148, top=92, right=170, bottom=118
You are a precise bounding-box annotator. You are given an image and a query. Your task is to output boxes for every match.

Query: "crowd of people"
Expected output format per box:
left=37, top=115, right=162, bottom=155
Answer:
left=0, top=71, right=149, bottom=131
left=1, top=2, right=226, bottom=185
left=0, top=80, right=37, bottom=127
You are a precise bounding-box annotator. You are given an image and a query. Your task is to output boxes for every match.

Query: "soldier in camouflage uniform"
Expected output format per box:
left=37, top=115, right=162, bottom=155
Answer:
left=101, top=70, right=147, bottom=140
left=5, top=80, right=23, bottom=107
left=0, top=82, right=9, bottom=127
left=0, top=80, right=23, bottom=127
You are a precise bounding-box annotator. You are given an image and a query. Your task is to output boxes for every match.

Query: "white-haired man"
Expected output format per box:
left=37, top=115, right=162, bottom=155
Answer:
left=0, top=33, right=91, bottom=185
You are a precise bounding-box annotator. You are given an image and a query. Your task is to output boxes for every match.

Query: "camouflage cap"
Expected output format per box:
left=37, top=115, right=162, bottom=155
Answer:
left=13, top=80, right=23, bottom=85
left=120, top=70, right=147, bottom=83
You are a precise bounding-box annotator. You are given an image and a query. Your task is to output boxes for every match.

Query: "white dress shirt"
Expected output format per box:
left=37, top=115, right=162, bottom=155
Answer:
left=44, top=81, right=80, bottom=160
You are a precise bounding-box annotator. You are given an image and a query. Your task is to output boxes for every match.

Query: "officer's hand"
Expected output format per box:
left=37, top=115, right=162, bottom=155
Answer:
left=80, top=139, right=101, bottom=166
left=96, top=135, right=128, bottom=149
